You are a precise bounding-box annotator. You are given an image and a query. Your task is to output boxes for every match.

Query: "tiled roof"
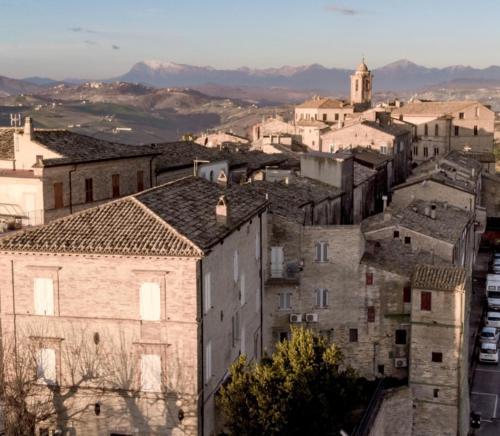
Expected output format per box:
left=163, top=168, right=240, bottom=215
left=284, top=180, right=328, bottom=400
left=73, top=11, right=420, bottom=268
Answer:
left=0, top=177, right=267, bottom=256
left=354, top=162, right=376, bottom=187
left=244, top=178, right=343, bottom=223
left=392, top=101, right=480, bottom=117
left=0, top=128, right=15, bottom=160
left=442, top=150, right=482, bottom=174
left=353, top=147, right=392, bottom=168
left=361, top=239, right=448, bottom=277
left=413, top=264, right=466, bottom=291
left=34, top=130, right=159, bottom=166
left=392, top=171, right=476, bottom=195
left=361, top=121, right=411, bottom=137
left=150, top=141, right=290, bottom=173
left=296, top=97, right=351, bottom=110
left=362, top=200, right=473, bottom=244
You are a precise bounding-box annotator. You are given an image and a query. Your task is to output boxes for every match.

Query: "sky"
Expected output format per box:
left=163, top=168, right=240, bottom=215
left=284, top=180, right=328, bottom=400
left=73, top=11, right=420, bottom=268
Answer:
left=1, top=0, right=500, bottom=79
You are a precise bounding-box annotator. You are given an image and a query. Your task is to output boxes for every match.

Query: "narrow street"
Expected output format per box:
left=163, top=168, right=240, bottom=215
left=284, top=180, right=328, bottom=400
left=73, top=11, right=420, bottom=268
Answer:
left=470, top=248, right=500, bottom=435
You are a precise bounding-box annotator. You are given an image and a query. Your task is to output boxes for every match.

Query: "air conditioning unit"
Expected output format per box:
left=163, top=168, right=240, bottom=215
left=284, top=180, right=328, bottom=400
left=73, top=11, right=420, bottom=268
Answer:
left=289, top=313, right=302, bottom=323
left=305, top=313, right=319, bottom=323
left=394, top=357, right=408, bottom=368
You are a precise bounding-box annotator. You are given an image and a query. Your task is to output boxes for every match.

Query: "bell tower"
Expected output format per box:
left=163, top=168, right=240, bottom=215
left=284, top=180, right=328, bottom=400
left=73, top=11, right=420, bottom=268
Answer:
left=350, top=58, right=373, bottom=111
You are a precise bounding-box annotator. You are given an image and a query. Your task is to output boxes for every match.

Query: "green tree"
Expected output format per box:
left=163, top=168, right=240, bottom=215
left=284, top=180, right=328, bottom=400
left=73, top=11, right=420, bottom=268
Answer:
left=218, top=327, right=363, bottom=436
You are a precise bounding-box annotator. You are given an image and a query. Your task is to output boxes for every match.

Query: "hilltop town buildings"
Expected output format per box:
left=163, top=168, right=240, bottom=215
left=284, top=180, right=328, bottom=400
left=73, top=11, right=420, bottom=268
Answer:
left=0, top=58, right=496, bottom=436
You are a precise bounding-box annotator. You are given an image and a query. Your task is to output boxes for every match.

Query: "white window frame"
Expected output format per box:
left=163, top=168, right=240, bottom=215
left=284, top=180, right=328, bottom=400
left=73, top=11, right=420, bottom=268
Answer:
left=316, top=288, right=329, bottom=308
left=315, top=241, right=328, bottom=263
left=34, top=278, right=54, bottom=316
left=278, top=292, right=292, bottom=310
left=205, top=341, right=212, bottom=383
left=233, top=250, right=239, bottom=283
left=140, top=282, right=161, bottom=321
left=204, top=272, right=212, bottom=314
left=36, top=348, right=56, bottom=385
left=141, top=354, right=162, bottom=392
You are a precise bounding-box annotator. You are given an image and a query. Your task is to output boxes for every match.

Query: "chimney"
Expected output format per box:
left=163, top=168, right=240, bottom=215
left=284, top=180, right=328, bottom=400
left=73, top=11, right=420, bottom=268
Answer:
left=216, top=195, right=229, bottom=225
left=430, top=204, right=436, bottom=220
left=24, top=116, right=34, bottom=140
left=382, top=195, right=388, bottom=211
left=217, top=170, right=228, bottom=186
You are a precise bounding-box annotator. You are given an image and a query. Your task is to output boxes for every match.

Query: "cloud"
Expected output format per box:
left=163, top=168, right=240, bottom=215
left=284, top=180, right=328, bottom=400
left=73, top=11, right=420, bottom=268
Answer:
left=69, top=27, right=98, bottom=34
left=325, top=5, right=365, bottom=15
left=112, top=44, right=120, bottom=50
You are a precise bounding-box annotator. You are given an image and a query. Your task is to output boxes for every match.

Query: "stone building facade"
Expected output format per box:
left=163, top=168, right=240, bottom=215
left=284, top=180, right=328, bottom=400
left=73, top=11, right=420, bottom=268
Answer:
left=0, top=118, right=158, bottom=227
left=410, top=265, right=470, bottom=436
left=0, top=177, right=268, bottom=436
left=391, top=101, right=495, bottom=163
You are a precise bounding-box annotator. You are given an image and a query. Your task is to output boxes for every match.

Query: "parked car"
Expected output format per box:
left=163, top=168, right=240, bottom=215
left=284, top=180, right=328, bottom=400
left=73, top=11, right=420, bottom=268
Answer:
left=487, top=290, right=500, bottom=311
left=479, top=342, right=499, bottom=363
left=480, top=326, right=500, bottom=344
left=486, top=312, right=500, bottom=330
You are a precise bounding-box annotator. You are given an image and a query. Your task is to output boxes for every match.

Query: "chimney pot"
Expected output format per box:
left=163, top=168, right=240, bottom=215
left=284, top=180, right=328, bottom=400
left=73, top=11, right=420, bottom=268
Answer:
left=24, top=116, right=34, bottom=140
left=216, top=195, right=229, bottom=224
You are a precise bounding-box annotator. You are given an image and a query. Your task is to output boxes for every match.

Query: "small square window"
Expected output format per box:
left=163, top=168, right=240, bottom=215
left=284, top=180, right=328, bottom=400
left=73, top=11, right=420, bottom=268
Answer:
left=367, top=306, right=375, bottom=323
left=395, top=329, right=407, bottom=345
left=431, top=352, right=443, bottom=363
left=349, top=328, right=358, bottom=343
left=421, top=291, right=432, bottom=311
left=403, top=286, right=411, bottom=303
left=433, top=388, right=439, bottom=398
left=393, top=230, right=400, bottom=238
left=404, top=236, right=411, bottom=244
left=459, top=112, right=464, bottom=119
left=366, top=272, right=374, bottom=285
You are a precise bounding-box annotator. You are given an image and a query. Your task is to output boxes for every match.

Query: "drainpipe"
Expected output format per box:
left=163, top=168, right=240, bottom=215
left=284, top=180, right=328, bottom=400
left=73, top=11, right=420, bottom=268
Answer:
left=259, top=213, right=264, bottom=356
left=199, top=259, right=204, bottom=436
left=149, top=155, right=156, bottom=188
left=11, top=260, right=18, bottom=368
left=68, top=164, right=77, bottom=214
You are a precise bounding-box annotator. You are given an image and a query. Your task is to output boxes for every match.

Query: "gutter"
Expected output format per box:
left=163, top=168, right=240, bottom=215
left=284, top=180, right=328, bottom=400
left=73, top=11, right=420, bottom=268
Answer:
left=68, top=164, right=77, bottom=214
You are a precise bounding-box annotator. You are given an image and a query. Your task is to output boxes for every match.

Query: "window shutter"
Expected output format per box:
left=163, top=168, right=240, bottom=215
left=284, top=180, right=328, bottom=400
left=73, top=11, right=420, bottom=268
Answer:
left=140, top=282, right=160, bottom=321
left=271, top=247, right=284, bottom=277
left=421, top=291, right=432, bottom=311
left=367, top=306, right=375, bottom=322
left=241, top=326, right=246, bottom=355
left=315, top=243, right=321, bottom=261
left=34, top=278, right=54, bottom=316
left=233, top=251, right=239, bottom=282
left=322, top=242, right=328, bottom=262
left=37, top=348, right=56, bottom=385
left=205, top=342, right=212, bottom=382
left=240, top=273, right=245, bottom=305
left=316, top=289, right=321, bottom=307
left=323, top=289, right=328, bottom=308
left=141, top=354, right=161, bottom=392
left=403, top=286, right=411, bottom=303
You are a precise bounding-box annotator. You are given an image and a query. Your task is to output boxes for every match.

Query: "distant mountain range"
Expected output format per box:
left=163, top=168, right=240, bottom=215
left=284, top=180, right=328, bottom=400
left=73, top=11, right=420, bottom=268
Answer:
left=115, top=59, right=500, bottom=93
left=2, top=59, right=500, bottom=98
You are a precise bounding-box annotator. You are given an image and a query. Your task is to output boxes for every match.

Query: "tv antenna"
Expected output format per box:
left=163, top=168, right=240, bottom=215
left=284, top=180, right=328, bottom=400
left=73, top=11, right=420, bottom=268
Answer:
left=10, top=113, right=22, bottom=131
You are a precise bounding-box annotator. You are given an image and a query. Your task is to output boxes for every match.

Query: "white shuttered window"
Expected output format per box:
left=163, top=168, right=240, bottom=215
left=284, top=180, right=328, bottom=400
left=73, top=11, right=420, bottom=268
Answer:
left=34, top=278, right=54, bottom=316
left=36, top=348, right=56, bottom=385
left=141, top=354, right=162, bottom=392
left=140, top=282, right=161, bottom=321
left=271, top=246, right=284, bottom=278
left=204, top=272, right=212, bottom=314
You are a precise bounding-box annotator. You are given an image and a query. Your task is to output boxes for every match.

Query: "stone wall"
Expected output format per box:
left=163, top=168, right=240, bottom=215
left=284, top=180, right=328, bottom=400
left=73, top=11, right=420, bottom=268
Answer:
left=369, top=386, right=413, bottom=436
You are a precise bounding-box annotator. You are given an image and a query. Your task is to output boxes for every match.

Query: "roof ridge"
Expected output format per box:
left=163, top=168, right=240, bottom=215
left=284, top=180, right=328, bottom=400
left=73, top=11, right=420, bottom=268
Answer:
left=129, top=196, right=203, bottom=256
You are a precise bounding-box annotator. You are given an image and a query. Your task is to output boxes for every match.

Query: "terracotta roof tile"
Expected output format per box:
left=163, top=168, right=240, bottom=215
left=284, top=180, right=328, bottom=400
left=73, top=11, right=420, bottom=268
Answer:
left=0, top=177, right=267, bottom=256
left=392, top=101, right=483, bottom=117
left=412, top=264, right=466, bottom=291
